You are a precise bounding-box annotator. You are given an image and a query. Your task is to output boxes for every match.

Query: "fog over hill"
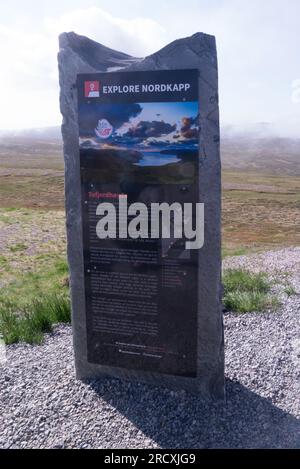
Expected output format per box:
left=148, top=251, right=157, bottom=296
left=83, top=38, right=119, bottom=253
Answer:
left=0, top=125, right=299, bottom=175
left=0, top=126, right=62, bottom=141
left=221, top=134, right=300, bottom=176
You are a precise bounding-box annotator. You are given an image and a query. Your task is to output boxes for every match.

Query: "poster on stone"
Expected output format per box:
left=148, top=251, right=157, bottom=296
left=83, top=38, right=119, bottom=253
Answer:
left=77, top=69, right=200, bottom=377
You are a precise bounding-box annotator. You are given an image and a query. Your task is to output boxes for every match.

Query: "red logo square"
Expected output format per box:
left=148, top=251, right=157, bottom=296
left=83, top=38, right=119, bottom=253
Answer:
left=84, top=81, right=100, bottom=98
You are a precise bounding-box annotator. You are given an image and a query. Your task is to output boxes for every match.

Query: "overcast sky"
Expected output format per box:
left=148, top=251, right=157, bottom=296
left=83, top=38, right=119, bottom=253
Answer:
left=0, top=0, right=299, bottom=136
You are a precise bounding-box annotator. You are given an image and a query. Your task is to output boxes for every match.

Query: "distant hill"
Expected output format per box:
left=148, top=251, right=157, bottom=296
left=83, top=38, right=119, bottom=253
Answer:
left=0, top=126, right=299, bottom=176
left=222, top=134, right=300, bottom=176
left=0, top=126, right=62, bottom=141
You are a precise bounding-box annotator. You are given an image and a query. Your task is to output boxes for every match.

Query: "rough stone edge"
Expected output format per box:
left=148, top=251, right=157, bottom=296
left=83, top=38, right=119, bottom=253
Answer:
left=58, top=32, right=224, bottom=399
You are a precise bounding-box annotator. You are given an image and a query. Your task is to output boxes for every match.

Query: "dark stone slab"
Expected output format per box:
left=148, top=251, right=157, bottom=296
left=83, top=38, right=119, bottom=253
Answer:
left=58, top=31, right=224, bottom=399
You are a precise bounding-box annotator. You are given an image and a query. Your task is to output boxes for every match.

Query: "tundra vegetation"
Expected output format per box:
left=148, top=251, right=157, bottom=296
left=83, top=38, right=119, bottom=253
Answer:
left=222, top=269, right=280, bottom=314
left=0, top=136, right=299, bottom=343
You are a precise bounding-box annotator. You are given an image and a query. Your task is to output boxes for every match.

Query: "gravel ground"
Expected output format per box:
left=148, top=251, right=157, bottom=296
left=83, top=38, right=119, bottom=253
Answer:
left=0, top=247, right=299, bottom=449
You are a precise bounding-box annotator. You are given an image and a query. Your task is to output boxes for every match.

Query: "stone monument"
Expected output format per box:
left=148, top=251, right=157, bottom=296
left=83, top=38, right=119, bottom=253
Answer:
left=58, top=31, right=224, bottom=399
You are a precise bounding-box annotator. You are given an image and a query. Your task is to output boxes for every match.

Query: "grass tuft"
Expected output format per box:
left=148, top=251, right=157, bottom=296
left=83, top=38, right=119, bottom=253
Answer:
left=0, top=293, right=71, bottom=345
left=54, top=259, right=69, bottom=275
left=223, top=269, right=279, bottom=314
left=284, top=285, right=297, bottom=297
left=9, top=243, right=28, bottom=253
left=30, top=294, right=71, bottom=324
left=0, top=255, right=8, bottom=267
left=0, top=302, right=21, bottom=345
left=223, top=269, right=270, bottom=294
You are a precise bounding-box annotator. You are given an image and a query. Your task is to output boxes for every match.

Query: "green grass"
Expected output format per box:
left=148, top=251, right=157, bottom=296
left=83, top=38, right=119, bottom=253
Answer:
left=9, top=243, right=28, bottom=253
left=54, top=258, right=69, bottom=275
left=0, top=303, right=21, bottom=344
left=284, top=285, right=297, bottom=297
left=0, top=249, right=70, bottom=344
left=223, top=269, right=279, bottom=313
left=0, top=215, right=14, bottom=224
left=222, top=247, right=250, bottom=259
left=0, top=257, right=69, bottom=308
left=0, top=255, right=8, bottom=267
left=30, top=294, right=71, bottom=324
left=3, top=207, right=19, bottom=212
left=0, top=293, right=71, bottom=345
left=223, top=269, right=270, bottom=293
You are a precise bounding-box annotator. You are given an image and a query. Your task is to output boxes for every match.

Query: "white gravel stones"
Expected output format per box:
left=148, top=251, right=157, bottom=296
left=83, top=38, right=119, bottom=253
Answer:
left=0, top=248, right=299, bottom=448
